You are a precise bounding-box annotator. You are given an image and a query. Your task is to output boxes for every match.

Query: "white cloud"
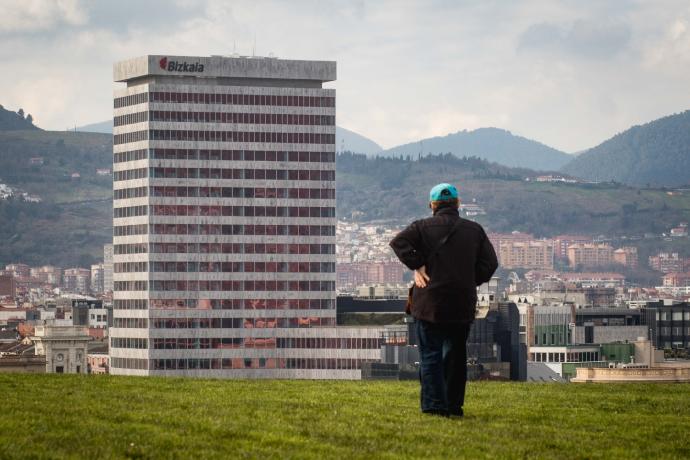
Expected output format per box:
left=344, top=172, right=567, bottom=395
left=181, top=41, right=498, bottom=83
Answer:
left=3, top=0, right=690, bottom=154
left=0, top=0, right=87, bottom=33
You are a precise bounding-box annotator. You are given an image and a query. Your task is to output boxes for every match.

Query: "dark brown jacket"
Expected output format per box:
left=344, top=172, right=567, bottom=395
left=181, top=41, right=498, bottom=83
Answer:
left=389, top=206, right=498, bottom=324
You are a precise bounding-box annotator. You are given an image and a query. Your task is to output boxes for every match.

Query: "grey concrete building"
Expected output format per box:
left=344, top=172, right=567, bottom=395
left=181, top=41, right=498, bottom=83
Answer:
left=31, top=324, right=91, bottom=373
left=103, top=244, right=114, bottom=293
left=111, top=54, right=381, bottom=377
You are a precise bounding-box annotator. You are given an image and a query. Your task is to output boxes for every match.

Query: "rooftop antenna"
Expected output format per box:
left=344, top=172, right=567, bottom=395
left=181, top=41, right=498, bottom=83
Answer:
left=252, top=34, right=256, bottom=57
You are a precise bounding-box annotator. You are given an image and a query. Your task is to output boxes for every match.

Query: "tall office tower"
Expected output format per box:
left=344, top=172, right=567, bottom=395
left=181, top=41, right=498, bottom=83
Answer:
left=111, top=55, right=381, bottom=377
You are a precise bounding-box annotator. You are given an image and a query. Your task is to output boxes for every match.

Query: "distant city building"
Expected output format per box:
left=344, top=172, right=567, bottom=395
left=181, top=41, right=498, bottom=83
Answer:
left=90, top=264, right=105, bottom=294
left=648, top=252, right=685, bottom=273
left=498, top=240, right=554, bottom=270
left=670, top=223, right=688, bottom=237
left=62, top=268, right=91, bottom=294
left=662, top=273, right=690, bottom=288
left=0, top=275, right=16, bottom=297
left=613, top=246, right=638, bottom=269
left=72, top=299, right=110, bottom=330
left=552, top=235, right=593, bottom=260
left=642, top=301, right=690, bottom=350
left=31, top=324, right=92, bottom=374
left=87, top=353, right=109, bottom=374
left=103, top=244, right=113, bottom=293
left=5, top=264, right=30, bottom=279
left=567, top=243, right=614, bottom=268
left=559, top=272, right=625, bottom=288
left=30, top=266, right=62, bottom=286
left=336, top=262, right=406, bottom=289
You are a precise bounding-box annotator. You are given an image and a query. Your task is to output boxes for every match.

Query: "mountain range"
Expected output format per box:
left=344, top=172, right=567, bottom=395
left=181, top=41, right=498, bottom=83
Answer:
left=2, top=103, right=690, bottom=266
left=378, top=127, right=573, bottom=171
left=562, top=110, right=690, bottom=187
left=53, top=108, right=690, bottom=187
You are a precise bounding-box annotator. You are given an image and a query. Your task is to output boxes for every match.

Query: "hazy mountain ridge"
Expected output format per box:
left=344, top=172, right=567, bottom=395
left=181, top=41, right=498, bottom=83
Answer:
left=378, top=127, right=573, bottom=171
left=561, top=110, right=690, bottom=186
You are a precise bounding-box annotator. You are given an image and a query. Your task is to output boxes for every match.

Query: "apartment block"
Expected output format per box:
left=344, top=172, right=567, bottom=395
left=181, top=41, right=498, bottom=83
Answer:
left=567, top=243, right=613, bottom=268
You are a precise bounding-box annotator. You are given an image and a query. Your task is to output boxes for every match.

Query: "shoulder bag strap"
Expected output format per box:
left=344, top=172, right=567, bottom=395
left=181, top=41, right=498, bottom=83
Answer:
left=428, top=219, right=462, bottom=260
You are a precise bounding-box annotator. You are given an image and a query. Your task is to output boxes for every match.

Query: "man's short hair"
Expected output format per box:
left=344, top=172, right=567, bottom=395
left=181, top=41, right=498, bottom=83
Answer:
left=430, top=198, right=459, bottom=211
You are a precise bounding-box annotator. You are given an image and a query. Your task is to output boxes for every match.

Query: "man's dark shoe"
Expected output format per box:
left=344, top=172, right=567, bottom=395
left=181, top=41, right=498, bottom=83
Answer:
left=449, top=408, right=464, bottom=417
left=423, top=409, right=449, bottom=417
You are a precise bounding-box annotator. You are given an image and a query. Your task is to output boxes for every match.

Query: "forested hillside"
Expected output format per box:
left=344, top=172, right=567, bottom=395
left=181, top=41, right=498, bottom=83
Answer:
left=337, top=152, right=690, bottom=237
left=0, top=105, right=39, bottom=131
left=1, top=129, right=689, bottom=266
left=379, top=127, right=573, bottom=171
left=0, top=130, right=112, bottom=266
left=561, top=110, right=690, bottom=186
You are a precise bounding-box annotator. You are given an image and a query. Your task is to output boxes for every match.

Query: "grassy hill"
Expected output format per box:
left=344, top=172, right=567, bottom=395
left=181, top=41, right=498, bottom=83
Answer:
left=562, top=111, right=690, bottom=187
left=0, top=374, right=688, bottom=459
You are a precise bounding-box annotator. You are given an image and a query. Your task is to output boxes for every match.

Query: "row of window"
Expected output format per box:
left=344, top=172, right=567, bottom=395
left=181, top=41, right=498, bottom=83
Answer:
left=115, top=223, right=335, bottom=237
left=114, top=92, right=148, bottom=108
left=148, top=92, right=335, bottom=108
left=115, top=110, right=335, bottom=127
left=657, top=327, right=690, bottom=336
left=148, top=167, right=335, bottom=181
left=110, top=357, right=148, bottom=370
left=114, top=187, right=147, bottom=200
left=116, top=261, right=335, bottom=274
left=114, top=130, right=336, bottom=146
left=151, top=224, right=335, bottom=236
left=114, top=149, right=336, bottom=163
left=114, top=205, right=147, bottom=219
left=114, top=168, right=147, bottom=181
left=656, top=311, right=690, bottom=321
left=114, top=281, right=148, bottom=291
left=143, top=337, right=381, bottom=350
left=151, top=316, right=336, bottom=329
left=147, top=358, right=365, bottom=372
left=114, top=243, right=147, bottom=254
left=149, top=298, right=334, bottom=310
left=149, top=243, right=335, bottom=255
left=116, top=186, right=335, bottom=200
left=113, top=299, right=148, bottom=310
left=146, top=280, right=336, bottom=292
left=149, top=205, right=336, bottom=218
left=111, top=338, right=148, bottom=349
left=115, top=242, right=336, bottom=255
left=149, top=186, right=335, bottom=199
left=114, top=149, right=148, bottom=163
left=113, top=167, right=337, bottom=182
left=113, top=317, right=148, bottom=328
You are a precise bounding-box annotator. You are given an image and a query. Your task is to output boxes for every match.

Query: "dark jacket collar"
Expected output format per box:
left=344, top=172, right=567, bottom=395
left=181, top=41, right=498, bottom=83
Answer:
left=433, top=206, right=460, bottom=217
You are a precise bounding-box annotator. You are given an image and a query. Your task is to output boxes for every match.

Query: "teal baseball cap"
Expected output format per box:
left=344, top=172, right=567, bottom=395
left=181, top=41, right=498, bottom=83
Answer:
left=429, top=183, right=458, bottom=201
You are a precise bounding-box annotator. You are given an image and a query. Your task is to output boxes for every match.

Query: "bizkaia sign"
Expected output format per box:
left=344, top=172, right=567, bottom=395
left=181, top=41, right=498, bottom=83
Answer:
left=158, top=57, right=205, bottom=73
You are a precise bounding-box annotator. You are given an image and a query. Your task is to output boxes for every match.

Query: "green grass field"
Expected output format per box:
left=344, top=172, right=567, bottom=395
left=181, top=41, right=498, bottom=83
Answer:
left=0, top=375, right=688, bottom=459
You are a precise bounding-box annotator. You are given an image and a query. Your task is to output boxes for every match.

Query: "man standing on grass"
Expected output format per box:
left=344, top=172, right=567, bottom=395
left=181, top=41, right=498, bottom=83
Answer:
left=389, top=183, right=498, bottom=417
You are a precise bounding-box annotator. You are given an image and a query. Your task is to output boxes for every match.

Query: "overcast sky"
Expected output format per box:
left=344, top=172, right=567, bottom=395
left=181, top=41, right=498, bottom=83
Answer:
left=2, top=0, right=690, bottom=152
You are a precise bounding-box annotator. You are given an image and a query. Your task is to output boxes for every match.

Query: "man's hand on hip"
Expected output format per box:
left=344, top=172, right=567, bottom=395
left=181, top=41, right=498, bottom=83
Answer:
left=414, top=266, right=430, bottom=288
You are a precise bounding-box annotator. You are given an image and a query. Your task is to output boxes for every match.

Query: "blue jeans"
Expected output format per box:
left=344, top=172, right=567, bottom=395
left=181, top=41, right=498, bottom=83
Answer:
left=416, top=319, right=471, bottom=414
